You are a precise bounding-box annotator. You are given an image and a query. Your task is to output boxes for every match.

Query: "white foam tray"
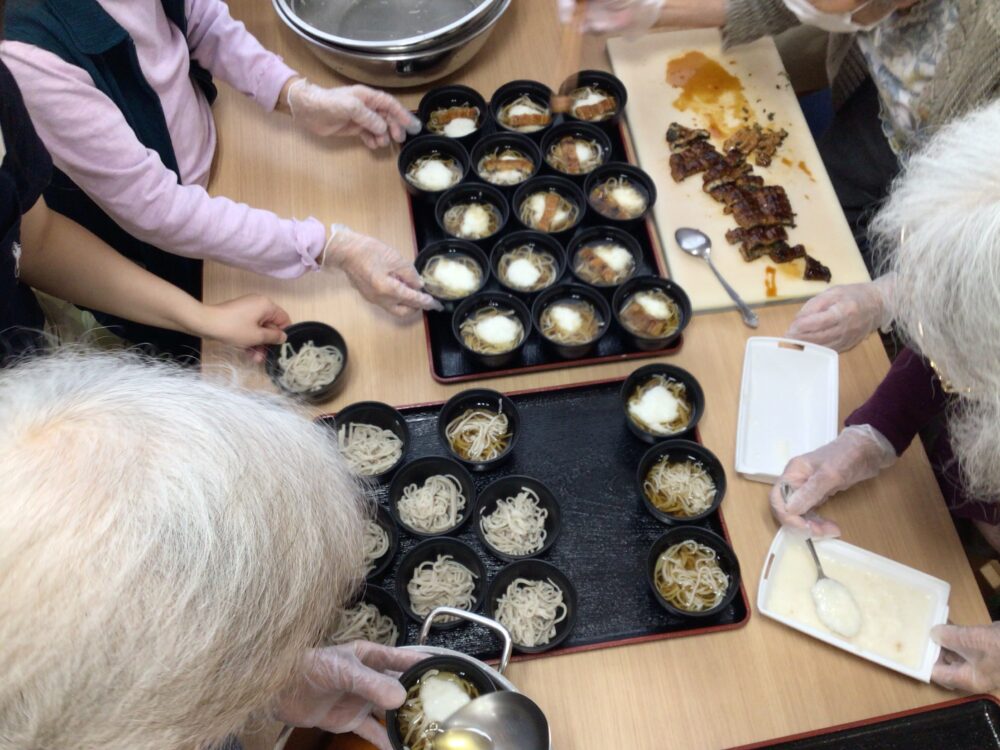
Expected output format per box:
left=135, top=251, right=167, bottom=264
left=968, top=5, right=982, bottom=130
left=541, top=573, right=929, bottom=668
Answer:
left=758, top=528, right=950, bottom=682
left=735, top=337, right=839, bottom=483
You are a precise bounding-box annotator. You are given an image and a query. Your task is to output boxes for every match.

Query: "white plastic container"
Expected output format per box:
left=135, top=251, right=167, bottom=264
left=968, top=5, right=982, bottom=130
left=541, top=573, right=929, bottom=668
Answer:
left=758, top=528, right=950, bottom=682
left=735, top=337, right=839, bottom=483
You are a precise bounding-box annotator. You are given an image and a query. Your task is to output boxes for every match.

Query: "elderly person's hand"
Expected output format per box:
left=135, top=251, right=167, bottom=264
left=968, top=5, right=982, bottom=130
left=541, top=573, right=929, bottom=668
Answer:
left=769, top=425, right=897, bottom=537
left=323, top=224, right=442, bottom=317
left=785, top=275, right=894, bottom=352
left=287, top=79, right=421, bottom=148
left=276, top=642, right=426, bottom=750
left=556, top=0, right=664, bottom=35
left=932, top=623, right=1000, bottom=692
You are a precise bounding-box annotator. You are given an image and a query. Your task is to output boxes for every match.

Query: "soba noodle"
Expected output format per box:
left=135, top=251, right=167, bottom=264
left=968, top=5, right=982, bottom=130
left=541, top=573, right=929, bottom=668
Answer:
left=327, top=601, right=398, bottom=647
left=458, top=307, right=524, bottom=355
left=277, top=340, right=344, bottom=394
left=338, top=422, right=403, bottom=476
left=654, top=540, right=730, bottom=612
left=573, top=242, right=635, bottom=286
left=589, top=176, right=649, bottom=220
left=619, top=290, right=681, bottom=339
left=545, top=135, right=604, bottom=175
left=644, top=457, right=716, bottom=518
left=398, top=474, right=467, bottom=534
left=405, top=154, right=462, bottom=192
left=519, top=191, right=579, bottom=233
left=397, top=670, right=481, bottom=750
left=539, top=299, right=602, bottom=346
left=364, top=519, right=390, bottom=574
left=477, top=147, right=535, bottom=186
left=497, top=244, right=558, bottom=292
left=480, top=487, right=548, bottom=556
left=445, top=407, right=511, bottom=462
left=498, top=94, right=551, bottom=133
left=495, top=578, right=568, bottom=648
left=420, top=254, right=482, bottom=300
left=627, top=375, right=692, bottom=435
left=407, top=554, right=478, bottom=621
left=442, top=202, right=503, bottom=240
left=569, top=85, right=618, bottom=121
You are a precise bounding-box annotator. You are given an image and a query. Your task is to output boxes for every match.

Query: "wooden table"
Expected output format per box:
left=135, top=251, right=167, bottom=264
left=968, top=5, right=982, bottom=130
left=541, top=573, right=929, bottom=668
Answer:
left=204, top=2, right=991, bottom=747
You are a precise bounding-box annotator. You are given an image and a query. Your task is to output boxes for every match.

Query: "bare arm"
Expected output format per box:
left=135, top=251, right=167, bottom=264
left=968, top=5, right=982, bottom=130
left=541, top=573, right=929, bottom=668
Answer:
left=655, top=0, right=728, bottom=28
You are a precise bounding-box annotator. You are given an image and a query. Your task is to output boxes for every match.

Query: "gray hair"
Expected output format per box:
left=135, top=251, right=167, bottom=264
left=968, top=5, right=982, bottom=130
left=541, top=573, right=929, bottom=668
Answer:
left=872, top=100, right=1000, bottom=501
left=0, top=350, right=368, bottom=749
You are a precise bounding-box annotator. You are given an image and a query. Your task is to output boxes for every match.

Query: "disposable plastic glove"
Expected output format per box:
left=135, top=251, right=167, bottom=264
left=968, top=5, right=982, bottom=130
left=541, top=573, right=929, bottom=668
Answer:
left=785, top=275, right=895, bottom=353
left=287, top=79, right=421, bottom=148
left=324, top=224, right=442, bottom=317
left=768, top=424, right=897, bottom=537
left=931, top=623, right=1000, bottom=692
left=556, top=0, right=664, bottom=35
left=198, top=294, right=289, bottom=363
left=275, top=642, right=426, bottom=750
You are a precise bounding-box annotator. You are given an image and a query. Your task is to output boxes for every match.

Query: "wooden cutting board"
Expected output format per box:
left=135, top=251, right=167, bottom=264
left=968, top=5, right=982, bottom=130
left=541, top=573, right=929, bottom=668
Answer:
left=608, top=29, right=870, bottom=312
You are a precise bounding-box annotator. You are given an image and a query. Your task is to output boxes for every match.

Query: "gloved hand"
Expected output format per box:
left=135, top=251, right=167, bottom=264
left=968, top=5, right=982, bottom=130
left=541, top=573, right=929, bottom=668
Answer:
left=287, top=79, right=421, bottom=148
left=769, top=424, right=897, bottom=537
left=275, top=641, right=427, bottom=750
left=197, top=294, right=290, bottom=362
left=932, top=623, right=1000, bottom=692
left=323, top=224, right=442, bottom=317
left=785, top=275, right=895, bottom=353
left=557, top=0, right=664, bottom=36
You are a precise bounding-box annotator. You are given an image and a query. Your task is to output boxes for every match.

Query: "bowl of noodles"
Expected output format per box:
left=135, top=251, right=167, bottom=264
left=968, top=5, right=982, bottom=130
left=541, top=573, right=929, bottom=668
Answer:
left=558, top=70, right=627, bottom=131
left=388, top=455, right=477, bottom=538
left=621, top=364, right=705, bottom=444
left=487, top=559, right=577, bottom=653
left=364, top=503, right=399, bottom=579
left=387, top=654, right=499, bottom=750
left=325, top=584, right=405, bottom=648
left=636, top=440, right=726, bottom=525
left=540, top=122, right=611, bottom=180
left=266, top=321, right=348, bottom=404
left=646, top=527, right=741, bottom=619
left=469, top=132, right=541, bottom=191
left=585, top=162, right=657, bottom=225
left=612, top=276, right=691, bottom=352
left=417, top=84, right=489, bottom=147
left=438, top=388, right=520, bottom=471
left=451, top=291, right=531, bottom=369
left=474, top=475, right=562, bottom=562
left=329, top=401, right=410, bottom=480
left=489, top=79, right=554, bottom=139
left=415, top=240, right=490, bottom=311
left=531, top=283, right=611, bottom=360
left=398, top=134, right=470, bottom=198
left=396, top=537, right=488, bottom=630
left=435, top=183, right=509, bottom=246
left=567, top=226, right=642, bottom=290
left=490, top=230, right=566, bottom=298
left=512, top=176, right=586, bottom=237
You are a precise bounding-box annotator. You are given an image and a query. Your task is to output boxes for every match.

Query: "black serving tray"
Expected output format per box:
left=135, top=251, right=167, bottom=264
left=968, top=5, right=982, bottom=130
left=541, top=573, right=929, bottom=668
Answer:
left=337, top=377, right=749, bottom=663
left=729, top=696, right=1000, bottom=749
left=404, top=105, right=683, bottom=383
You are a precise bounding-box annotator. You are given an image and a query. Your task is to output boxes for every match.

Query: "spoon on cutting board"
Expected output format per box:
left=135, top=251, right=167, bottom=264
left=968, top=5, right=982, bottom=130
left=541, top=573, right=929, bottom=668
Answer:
left=674, top=227, right=759, bottom=328
left=779, top=482, right=863, bottom=639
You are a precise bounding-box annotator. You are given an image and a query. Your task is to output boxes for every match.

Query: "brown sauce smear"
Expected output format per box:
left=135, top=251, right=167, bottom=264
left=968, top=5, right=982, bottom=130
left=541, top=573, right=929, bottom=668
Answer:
left=765, top=266, right=778, bottom=298
left=666, top=51, right=754, bottom=138
left=797, top=160, right=815, bottom=180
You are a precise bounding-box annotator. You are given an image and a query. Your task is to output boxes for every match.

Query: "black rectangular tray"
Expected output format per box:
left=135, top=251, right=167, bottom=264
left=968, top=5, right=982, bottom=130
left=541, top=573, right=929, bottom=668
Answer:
left=405, top=116, right=683, bottom=383
left=354, top=378, right=750, bottom=663
left=730, top=697, right=1000, bottom=749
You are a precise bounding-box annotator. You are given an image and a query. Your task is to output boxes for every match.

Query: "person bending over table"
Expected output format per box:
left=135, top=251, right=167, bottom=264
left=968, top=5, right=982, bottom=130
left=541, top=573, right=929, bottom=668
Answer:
left=1, top=55, right=290, bottom=363
left=0, top=349, right=424, bottom=750
left=764, top=101, right=1000, bottom=693
left=558, top=0, right=1000, bottom=266
left=0, top=0, right=438, bottom=358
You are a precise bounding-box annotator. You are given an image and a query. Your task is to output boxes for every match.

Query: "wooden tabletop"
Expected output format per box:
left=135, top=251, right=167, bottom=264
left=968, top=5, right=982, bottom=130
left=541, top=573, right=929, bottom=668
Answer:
left=203, top=2, right=991, bottom=747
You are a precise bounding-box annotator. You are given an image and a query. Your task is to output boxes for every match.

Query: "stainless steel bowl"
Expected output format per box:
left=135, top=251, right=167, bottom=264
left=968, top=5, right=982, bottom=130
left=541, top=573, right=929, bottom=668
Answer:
left=273, top=0, right=511, bottom=87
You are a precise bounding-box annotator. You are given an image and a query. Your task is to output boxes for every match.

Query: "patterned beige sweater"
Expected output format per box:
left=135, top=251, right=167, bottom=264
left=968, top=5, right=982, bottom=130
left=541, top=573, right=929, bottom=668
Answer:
left=722, top=0, right=1000, bottom=147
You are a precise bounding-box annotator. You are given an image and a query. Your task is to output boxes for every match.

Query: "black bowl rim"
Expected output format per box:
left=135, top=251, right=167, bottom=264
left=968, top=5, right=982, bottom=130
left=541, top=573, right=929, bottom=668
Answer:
left=611, top=275, right=693, bottom=342
left=511, top=175, right=588, bottom=235
left=450, top=290, right=533, bottom=362
left=645, top=526, right=742, bottom=619
left=584, top=161, right=659, bottom=221
left=473, top=474, right=562, bottom=561
left=397, top=134, right=471, bottom=195
left=265, top=321, right=349, bottom=403
left=331, top=400, right=411, bottom=480
left=489, top=79, right=555, bottom=132
left=469, top=131, right=543, bottom=185
left=367, top=504, right=399, bottom=579
left=414, top=239, right=492, bottom=303
left=619, top=363, right=706, bottom=441
left=635, top=439, right=727, bottom=525
left=437, top=386, right=522, bottom=469
left=394, top=537, right=488, bottom=627
left=558, top=69, right=629, bottom=121
left=387, top=455, right=478, bottom=538
left=530, top=282, right=613, bottom=347
left=486, top=559, right=578, bottom=653
left=566, top=225, right=644, bottom=288
left=418, top=84, right=489, bottom=134
left=488, top=230, right=566, bottom=295
left=540, top=121, right=614, bottom=176
left=434, top=182, right=511, bottom=242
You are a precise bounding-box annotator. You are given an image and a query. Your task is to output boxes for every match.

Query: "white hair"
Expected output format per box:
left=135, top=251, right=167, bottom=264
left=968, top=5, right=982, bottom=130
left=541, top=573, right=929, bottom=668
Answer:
left=872, top=100, right=1000, bottom=501
left=0, top=349, right=368, bottom=750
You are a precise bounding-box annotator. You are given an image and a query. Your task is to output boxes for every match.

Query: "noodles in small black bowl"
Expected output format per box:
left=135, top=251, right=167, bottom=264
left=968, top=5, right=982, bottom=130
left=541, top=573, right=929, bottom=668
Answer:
left=487, top=559, right=577, bottom=654
left=325, top=584, right=404, bottom=648
left=265, top=321, right=348, bottom=404
left=646, top=526, right=741, bottom=619
left=612, top=275, right=691, bottom=352
left=434, top=183, right=509, bottom=247
left=567, top=226, right=642, bottom=291
left=620, top=363, right=705, bottom=444
left=438, top=388, right=520, bottom=472
left=415, top=239, right=490, bottom=312
left=585, top=162, right=657, bottom=225
left=387, top=455, right=477, bottom=538
left=512, top=176, right=586, bottom=237
left=558, top=69, right=628, bottom=130
left=327, top=401, right=410, bottom=481
left=397, top=135, right=470, bottom=199
left=451, top=291, right=531, bottom=369
left=531, top=283, right=611, bottom=360
left=490, top=230, right=566, bottom=298
left=636, top=439, right=726, bottom=525
left=395, top=537, right=488, bottom=630
left=469, top=132, right=541, bottom=191
left=489, top=79, right=554, bottom=139
left=418, top=84, right=489, bottom=147
left=475, top=474, right=562, bottom=561
left=540, top=122, right=612, bottom=179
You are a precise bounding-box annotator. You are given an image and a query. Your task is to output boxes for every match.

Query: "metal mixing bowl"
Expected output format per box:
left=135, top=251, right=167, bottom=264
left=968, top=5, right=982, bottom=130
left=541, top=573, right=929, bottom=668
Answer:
left=273, top=0, right=511, bottom=88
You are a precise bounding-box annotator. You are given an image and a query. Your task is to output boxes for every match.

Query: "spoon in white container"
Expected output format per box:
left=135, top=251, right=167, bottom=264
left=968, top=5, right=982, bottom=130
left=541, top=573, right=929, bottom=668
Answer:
left=780, top=483, right=862, bottom=638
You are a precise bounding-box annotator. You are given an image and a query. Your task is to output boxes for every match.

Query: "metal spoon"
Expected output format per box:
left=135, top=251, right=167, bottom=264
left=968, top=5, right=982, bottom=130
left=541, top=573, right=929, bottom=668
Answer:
left=674, top=227, right=759, bottom=328
left=432, top=691, right=550, bottom=750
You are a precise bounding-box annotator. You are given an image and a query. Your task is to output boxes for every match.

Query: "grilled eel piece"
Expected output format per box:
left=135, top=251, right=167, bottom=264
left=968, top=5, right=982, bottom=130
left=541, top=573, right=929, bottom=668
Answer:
left=666, top=123, right=711, bottom=152
left=723, top=124, right=788, bottom=167
left=575, top=96, right=617, bottom=121
left=804, top=255, right=832, bottom=282
left=669, top=140, right=724, bottom=182
left=708, top=175, right=765, bottom=205
left=727, top=185, right=796, bottom=228
left=737, top=241, right=806, bottom=264
left=429, top=107, right=480, bottom=129
left=725, top=225, right=788, bottom=252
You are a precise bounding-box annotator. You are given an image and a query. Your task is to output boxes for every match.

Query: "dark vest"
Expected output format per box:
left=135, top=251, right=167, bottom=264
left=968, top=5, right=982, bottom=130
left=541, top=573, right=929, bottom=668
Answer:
left=5, top=0, right=218, bottom=359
